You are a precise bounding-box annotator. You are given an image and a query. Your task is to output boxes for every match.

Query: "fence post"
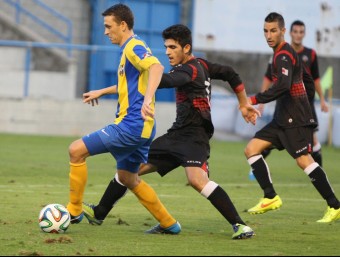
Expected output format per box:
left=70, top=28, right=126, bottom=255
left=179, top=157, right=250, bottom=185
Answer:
left=24, top=47, right=32, bottom=97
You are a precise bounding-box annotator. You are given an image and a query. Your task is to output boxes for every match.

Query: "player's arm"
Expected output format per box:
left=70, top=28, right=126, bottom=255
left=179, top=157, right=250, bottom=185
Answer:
left=199, top=59, right=260, bottom=124
left=198, top=58, right=242, bottom=87
left=142, top=63, right=164, bottom=120
left=257, top=76, right=273, bottom=114
left=314, top=79, right=329, bottom=112
left=257, top=62, right=274, bottom=114
left=236, top=89, right=261, bottom=125
left=128, top=44, right=165, bottom=120
left=250, top=53, right=292, bottom=105
left=310, top=51, right=329, bottom=112
left=83, top=85, right=118, bottom=106
left=158, top=69, right=192, bottom=89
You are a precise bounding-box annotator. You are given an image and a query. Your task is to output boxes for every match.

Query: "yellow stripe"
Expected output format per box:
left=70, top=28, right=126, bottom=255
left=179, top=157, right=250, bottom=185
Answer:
left=114, top=37, right=157, bottom=138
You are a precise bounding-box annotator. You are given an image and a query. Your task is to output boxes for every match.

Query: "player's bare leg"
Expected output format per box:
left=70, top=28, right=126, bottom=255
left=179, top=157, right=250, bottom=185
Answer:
left=139, top=163, right=158, bottom=176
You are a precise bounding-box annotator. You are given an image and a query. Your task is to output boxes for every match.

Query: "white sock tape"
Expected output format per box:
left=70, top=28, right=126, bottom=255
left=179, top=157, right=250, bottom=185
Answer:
left=200, top=181, right=219, bottom=198
left=248, top=155, right=262, bottom=165
left=304, top=162, right=319, bottom=176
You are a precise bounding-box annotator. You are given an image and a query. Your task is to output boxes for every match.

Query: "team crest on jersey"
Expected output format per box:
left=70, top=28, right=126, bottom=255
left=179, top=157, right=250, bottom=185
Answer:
left=302, top=55, right=309, bottom=63
left=143, top=52, right=153, bottom=59
left=118, top=64, right=125, bottom=76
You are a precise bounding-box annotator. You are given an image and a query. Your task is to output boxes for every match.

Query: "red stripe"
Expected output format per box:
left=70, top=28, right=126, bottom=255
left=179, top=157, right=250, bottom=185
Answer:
left=274, top=50, right=296, bottom=66
left=233, top=84, right=245, bottom=93
left=250, top=96, right=257, bottom=105
left=188, top=64, right=198, bottom=80
left=311, top=49, right=316, bottom=63
left=176, top=92, right=188, bottom=103
left=198, top=59, right=209, bottom=70
left=193, top=97, right=210, bottom=111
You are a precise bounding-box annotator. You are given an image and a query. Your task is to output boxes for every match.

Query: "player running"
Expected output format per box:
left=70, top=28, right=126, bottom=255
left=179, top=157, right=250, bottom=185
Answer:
left=82, top=24, right=260, bottom=239
left=66, top=3, right=181, bottom=234
left=251, top=20, right=329, bottom=170
left=245, top=12, right=340, bottom=223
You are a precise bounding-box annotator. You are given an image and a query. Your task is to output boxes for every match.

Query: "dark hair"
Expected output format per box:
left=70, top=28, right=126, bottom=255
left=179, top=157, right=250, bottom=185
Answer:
left=290, top=20, right=305, bottom=32
left=265, top=12, right=285, bottom=29
left=102, top=3, right=134, bottom=30
left=162, top=24, right=192, bottom=54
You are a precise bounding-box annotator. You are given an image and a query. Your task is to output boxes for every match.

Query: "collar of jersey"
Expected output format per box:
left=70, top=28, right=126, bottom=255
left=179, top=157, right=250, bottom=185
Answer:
left=275, top=41, right=287, bottom=53
left=120, top=35, right=136, bottom=52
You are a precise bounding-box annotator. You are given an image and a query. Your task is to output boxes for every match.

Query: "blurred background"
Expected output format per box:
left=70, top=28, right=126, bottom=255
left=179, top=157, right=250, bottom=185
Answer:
left=0, top=0, right=339, bottom=146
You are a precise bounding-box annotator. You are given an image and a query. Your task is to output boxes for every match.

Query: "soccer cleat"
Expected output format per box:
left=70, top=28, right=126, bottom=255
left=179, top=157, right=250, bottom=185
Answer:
left=232, top=224, right=255, bottom=240
left=317, top=206, right=340, bottom=223
left=70, top=212, right=84, bottom=224
left=82, top=202, right=103, bottom=225
left=248, top=169, right=256, bottom=181
left=247, top=195, right=283, bottom=214
left=145, top=221, right=181, bottom=235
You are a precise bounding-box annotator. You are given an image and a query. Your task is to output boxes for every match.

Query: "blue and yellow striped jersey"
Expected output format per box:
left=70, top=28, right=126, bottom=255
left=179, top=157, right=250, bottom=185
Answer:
left=114, top=35, right=160, bottom=139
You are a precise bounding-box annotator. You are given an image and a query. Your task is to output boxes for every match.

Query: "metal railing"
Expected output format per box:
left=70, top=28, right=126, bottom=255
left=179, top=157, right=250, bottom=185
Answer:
left=0, top=40, right=117, bottom=97
left=4, top=0, right=73, bottom=54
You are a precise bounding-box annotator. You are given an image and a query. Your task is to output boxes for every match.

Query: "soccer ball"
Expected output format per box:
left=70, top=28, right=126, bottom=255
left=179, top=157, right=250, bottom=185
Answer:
left=38, top=204, right=71, bottom=233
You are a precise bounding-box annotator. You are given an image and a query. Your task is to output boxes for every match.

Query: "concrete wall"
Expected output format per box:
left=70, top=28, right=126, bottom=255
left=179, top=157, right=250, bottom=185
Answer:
left=0, top=46, right=77, bottom=100
left=1, top=95, right=340, bottom=147
left=0, top=0, right=91, bottom=96
left=0, top=0, right=91, bottom=45
left=0, top=98, right=176, bottom=139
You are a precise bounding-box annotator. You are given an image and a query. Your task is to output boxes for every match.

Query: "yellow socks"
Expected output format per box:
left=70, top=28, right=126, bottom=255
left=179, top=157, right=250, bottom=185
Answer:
left=132, top=180, right=176, bottom=228
left=67, top=162, right=88, bottom=216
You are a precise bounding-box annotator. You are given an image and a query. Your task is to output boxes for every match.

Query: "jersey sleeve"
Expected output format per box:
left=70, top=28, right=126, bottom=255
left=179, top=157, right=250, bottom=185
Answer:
left=264, top=62, right=273, bottom=81
left=158, top=64, right=193, bottom=89
left=252, top=52, right=293, bottom=104
left=127, top=44, right=160, bottom=71
left=310, top=49, right=320, bottom=81
left=197, top=58, right=244, bottom=93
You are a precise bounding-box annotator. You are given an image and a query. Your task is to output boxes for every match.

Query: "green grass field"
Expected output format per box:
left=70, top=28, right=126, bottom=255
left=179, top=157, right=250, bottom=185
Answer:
left=0, top=133, right=339, bottom=256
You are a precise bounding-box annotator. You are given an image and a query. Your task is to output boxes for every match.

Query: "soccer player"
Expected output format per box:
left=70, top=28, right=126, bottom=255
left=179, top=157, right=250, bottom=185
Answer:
left=66, top=3, right=181, bottom=234
left=252, top=20, right=329, bottom=168
left=82, top=24, right=260, bottom=239
left=245, top=12, right=340, bottom=223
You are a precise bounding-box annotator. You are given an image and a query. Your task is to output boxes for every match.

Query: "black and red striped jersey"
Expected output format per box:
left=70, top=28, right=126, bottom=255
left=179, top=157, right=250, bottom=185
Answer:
left=264, top=45, right=319, bottom=100
left=159, top=57, right=245, bottom=138
left=265, top=60, right=316, bottom=100
left=251, top=42, right=317, bottom=128
left=298, top=46, right=320, bottom=81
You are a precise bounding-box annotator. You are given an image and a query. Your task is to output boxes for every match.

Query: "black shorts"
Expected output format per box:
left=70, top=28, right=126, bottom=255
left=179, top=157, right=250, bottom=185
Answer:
left=148, top=127, right=210, bottom=177
left=254, top=121, right=313, bottom=159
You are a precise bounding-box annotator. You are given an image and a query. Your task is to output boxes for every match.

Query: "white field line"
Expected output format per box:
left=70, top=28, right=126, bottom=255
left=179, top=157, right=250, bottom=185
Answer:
left=0, top=189, right=327, bottom=202
left=0, top=183, right=338, bottom=203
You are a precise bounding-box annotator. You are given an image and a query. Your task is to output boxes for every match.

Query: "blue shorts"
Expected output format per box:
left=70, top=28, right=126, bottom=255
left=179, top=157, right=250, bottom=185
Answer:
left=82, top=124, right=155, bottom=173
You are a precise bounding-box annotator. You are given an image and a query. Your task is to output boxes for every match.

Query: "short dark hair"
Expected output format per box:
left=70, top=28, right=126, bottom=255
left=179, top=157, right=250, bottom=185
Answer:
left=102, top=3, right=134, bottom=30
left=265, top=12, right=285, bottom=29
left=290, top=20, right=305, bottom=32
left=162, top=24, right=192, bottom=54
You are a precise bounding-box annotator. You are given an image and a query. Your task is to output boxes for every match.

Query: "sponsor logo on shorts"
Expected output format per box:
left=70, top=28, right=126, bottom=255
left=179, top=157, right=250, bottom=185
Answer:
left=296, top=146, right=308, bottom=154
left=187, top=160, right=202, bottom=165
left=101, top=129, right=110, bottom=137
